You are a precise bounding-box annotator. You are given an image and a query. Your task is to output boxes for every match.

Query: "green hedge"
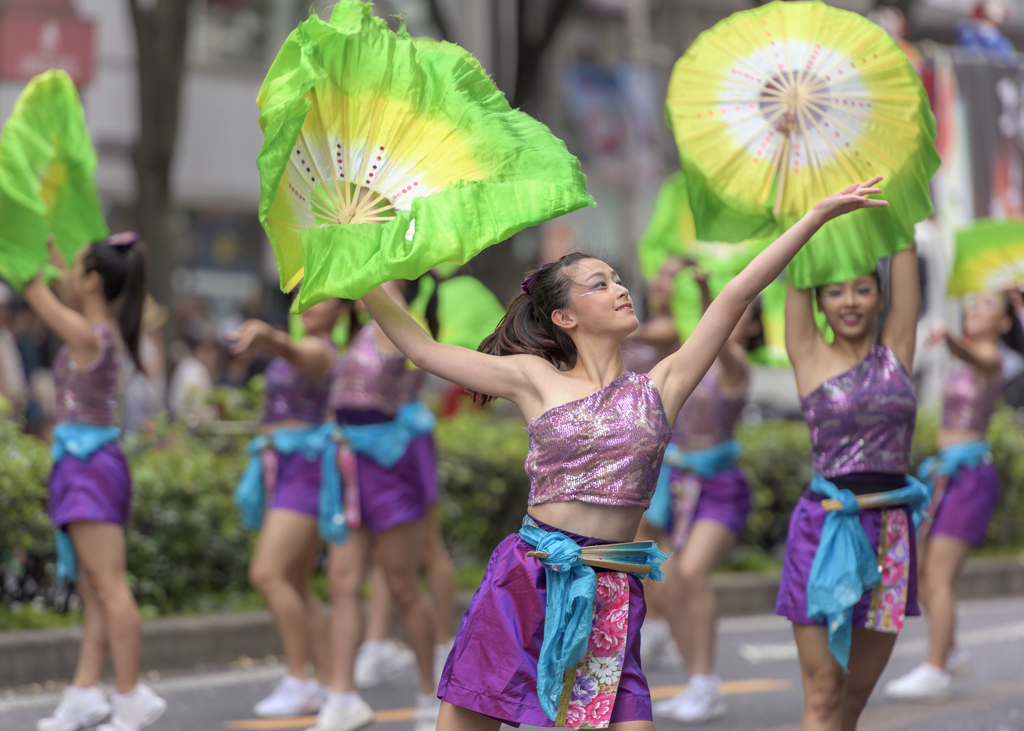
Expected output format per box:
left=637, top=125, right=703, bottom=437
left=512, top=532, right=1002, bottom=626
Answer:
left=3, top=404, right=1024, bottom=620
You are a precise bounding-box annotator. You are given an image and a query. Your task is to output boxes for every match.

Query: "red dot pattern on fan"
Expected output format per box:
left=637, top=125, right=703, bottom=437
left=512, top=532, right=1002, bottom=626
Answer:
left=290, top=148, right=309, bottom=202
left=336, top=144, right=345, bottom=178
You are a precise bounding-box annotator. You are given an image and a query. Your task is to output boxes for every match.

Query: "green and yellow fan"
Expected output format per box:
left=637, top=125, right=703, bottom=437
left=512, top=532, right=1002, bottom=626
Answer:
left=949, top=219, right=1024, bottom=296
left=408, top=267, right=506, bottom=350
left=666, top=0, right=939, bottom=289
left=0, top=70, right=108, bottom=291
left=258, top=1, right=594, bottom=311
left=637, top=171, right=697, bottom=280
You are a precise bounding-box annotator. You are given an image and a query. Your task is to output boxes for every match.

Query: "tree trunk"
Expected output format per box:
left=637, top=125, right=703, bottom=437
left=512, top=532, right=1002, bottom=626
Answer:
left=127, top=0, right=190, bottom=314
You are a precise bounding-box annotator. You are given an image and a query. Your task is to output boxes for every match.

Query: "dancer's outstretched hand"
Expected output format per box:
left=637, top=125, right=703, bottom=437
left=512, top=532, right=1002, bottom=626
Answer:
left=811, top=176, right=888, bottom=224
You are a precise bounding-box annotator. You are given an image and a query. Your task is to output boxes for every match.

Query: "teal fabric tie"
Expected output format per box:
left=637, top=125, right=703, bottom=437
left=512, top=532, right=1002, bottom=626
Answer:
left=806, top=473, right=931, bottom=671
left=645, top=440, right=742, bottom=531
left=50, top=423, right=122, bottom=584
left=518, top=516, right=669, bottom=721
left=917, top=440, right=991, bottom=490
left=340, top=401, right=436, bottom=468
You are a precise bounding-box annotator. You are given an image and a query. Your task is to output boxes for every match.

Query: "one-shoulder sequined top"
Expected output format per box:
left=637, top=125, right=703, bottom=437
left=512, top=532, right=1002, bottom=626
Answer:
left=799, top=344, right=917, bottom=479
left=330, top=325, right=425, bottom=418
left=526, top=372, right=672, bottom=508
left=263, top=337, right=336, bottom=424
left=674, top=364, right=746, bottom=450
left=941, top=363, right=1002, bottom=434
left=53, top=324, right=120, bottom=426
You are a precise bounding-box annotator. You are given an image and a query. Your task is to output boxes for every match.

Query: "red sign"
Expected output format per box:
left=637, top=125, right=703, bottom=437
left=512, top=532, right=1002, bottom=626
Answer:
left=0, top=11, right=95, bottom=85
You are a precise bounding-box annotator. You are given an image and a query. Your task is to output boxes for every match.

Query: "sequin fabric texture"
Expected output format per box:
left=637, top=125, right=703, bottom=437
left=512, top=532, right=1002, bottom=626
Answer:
left=800, top=344, right=917, bottom=479
left=263, top=337, right=336, bottom=423
left=941, top=363, right=1002, bottom=433
left=526, top=372, right=671, bottom=508
left=673, top=364, right=746, bottom=450
left=53, top=324, right=120, bottom=426
left=330, top=324, right=425, bottom=417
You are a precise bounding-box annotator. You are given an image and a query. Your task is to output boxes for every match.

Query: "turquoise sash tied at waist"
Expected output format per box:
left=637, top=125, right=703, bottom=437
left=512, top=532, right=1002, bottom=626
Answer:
left=917, top=439, right=991, bottom=489
left=645, top=439, right=742, bottom=531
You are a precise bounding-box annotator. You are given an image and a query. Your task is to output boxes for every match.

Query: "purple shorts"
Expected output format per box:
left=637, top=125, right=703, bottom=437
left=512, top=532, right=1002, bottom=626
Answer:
left=777, top=492, right=920, bottom=631
left=438, top=518, right=651, bottom=727
left=336, top=409, right=437, bottom=533
left=48, top=444, right=132, bottom=529
left=269, top=451, right=321, bottom=518
left=931, top=463, right=1000, bottom=546
left=666, top=467, right=751, bottom=545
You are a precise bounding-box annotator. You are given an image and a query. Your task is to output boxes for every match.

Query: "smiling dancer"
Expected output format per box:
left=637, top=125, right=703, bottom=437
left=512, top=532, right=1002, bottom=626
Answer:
left=885, top=290, right=1024, bottom=700
left=346, top=180, right=888, bottom=731
left=26, top=235, right=166, bottom=731
left=228, top=299, right=345, bottom=718
left=778, top=240, right=924, bottom=730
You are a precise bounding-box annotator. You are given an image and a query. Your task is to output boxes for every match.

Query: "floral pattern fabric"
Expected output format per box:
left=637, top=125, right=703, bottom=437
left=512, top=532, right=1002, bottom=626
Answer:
left=559, top=571, right=630, bottom=728
left=866, top=508, right=911, bottom=633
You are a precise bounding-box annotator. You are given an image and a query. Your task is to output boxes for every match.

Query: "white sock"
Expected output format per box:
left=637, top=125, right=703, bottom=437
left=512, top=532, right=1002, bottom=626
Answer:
left=327, top=691, right=361, bottom=706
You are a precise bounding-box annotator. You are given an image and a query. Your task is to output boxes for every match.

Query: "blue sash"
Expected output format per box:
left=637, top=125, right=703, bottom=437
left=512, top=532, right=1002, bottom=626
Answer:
left=806, top=472, right=931, bottom=671
left=518, top=516, right=669, bottom=721
left=339, top=401, right=436, bottom=468
left=646, top=440, right=742, bottom=530
left=917, top=440, right=991, bottom=489
left=51, top=423, right=122, bottom=583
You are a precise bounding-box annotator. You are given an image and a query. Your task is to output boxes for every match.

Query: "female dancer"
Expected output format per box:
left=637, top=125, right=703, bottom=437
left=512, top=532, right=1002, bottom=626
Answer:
left=777, top=243, right=922, bottom=730
left=27, top=236, right=166, bottom=731
left=228, top=298, right=343, bottom=717
left=648, top=281, right=760, bottom=724
left=356, top=179, right=885, bottom=730
left=885, top=290, right=1022, bottom=699
left=313, top=284, right=439, bottom=731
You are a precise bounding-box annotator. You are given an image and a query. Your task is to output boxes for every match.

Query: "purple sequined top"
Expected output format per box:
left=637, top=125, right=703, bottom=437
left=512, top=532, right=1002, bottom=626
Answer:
left=330, top=325, right=425, bottom=417
left=53, top=324, right=120, bottom=426
left=526, top=372, right=672, bottom=508
left=263, top=337, right=336, bottom=424
left=674, top=365, right=746, bottom=450
left=941, top=363, right=1002, bottom=433
left=799, top=344, right=917, bottom=479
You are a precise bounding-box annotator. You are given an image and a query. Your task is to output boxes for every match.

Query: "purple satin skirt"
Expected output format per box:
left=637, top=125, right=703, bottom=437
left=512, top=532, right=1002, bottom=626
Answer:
left=48, top=445, right=132, bottom=529
left=336, top=409, right=437, bottom=533
left=437, top=518, right=651, bottom=727
left=269, top=451, right=321, bottom=518
left=776, top=492, right=920, bottom=629
left=931, top=463, right=1000, bottom=546
left=666, top=467, right=751, bottom=540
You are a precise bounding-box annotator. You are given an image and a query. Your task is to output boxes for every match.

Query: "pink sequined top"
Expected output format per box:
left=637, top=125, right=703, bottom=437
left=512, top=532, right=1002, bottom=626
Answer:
left=263, top=337, right=336, bottom=424
left=330, top=325, right=425, bottom=417
left=674, top=365, right=746, bottom=450
left=53, top=324, right=120, bottom=426
left=526, top=372, right=672, bottom=508
left=941, top=363, right=1002, bottom=433
left=799, top=344, right=917, bottom=479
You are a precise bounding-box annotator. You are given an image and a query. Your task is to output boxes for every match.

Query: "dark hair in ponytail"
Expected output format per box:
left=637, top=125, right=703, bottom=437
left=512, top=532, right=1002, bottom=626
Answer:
left=83, top=236, right=146, bottom=369
left=1003, top=293, right=1024, bottom=356
left=473, top=252, right=593, bottom=405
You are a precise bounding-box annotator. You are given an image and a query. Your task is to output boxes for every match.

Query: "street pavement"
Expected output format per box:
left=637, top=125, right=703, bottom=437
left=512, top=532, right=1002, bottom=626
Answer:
left=3, top=595, right=1024, bottom=731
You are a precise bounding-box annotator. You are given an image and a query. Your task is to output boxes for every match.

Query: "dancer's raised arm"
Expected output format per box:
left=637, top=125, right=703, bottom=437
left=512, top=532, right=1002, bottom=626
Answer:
left=651, top=178, right=888, bottom=421
left=881, top=244, right=921, bottom=371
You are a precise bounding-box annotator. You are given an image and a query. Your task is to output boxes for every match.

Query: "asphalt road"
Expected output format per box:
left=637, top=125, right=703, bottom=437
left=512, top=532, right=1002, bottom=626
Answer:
left=3, top=595, right=1024, bottom=731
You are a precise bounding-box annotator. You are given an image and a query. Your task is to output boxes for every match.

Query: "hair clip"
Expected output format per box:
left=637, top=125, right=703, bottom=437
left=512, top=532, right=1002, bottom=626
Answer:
left=520, top=262, right=554, bottom=294
left=107, top=231, right=140, bottom=247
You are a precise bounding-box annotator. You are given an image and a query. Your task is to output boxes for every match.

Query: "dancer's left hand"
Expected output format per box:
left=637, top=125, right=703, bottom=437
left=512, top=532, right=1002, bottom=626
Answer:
left=227, top=319, right=275, bottom=355
left=811, top=176, right=889, bottom=224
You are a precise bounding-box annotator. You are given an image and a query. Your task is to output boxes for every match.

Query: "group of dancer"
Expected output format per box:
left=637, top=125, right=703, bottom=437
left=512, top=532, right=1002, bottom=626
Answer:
left=23, top=180, right=1015, bottom=731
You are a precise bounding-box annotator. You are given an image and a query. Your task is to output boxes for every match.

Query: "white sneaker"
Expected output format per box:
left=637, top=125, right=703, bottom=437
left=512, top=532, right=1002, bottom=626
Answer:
left=254, top=675, right=324, bottom=717
left=433, top=642, right=453, bottom=687
left=354, top=640, right=415, bottom=688
left=96, top=684, right=167, bottom=731
left=652, top=692, right=686, bottom=717
left=38, top=685, right=111, bottom=731
left=304, top=692, right=374, bottom=731
left=884, top=663, right=952, bottom=700
left=664, top=675, right=727, bottom=724
left=413, top=693, right=441, bottom=731
left=947, top=647, right=972, bottom=678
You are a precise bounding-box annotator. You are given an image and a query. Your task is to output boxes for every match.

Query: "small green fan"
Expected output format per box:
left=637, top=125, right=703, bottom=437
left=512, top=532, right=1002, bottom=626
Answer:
left=257, top=0, right=594, bottom=311
left=949, top=219, right=1024, bottom=296
left=0, top=70, right=108, bottom=290
left=408, top=271, right=506, bottom=350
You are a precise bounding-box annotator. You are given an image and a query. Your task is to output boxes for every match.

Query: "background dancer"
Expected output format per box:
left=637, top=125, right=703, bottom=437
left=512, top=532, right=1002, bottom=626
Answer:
left=885, top=289, right=1024, bottom=699
left=27, top=236, right=166, bottom=731
left=777, top=242, right=922, bottom=730
left=314, top=283, right=439, bottom=731
left=227, top=298, right=343, bottom=718
left=359, top=180, right=886, bottom=731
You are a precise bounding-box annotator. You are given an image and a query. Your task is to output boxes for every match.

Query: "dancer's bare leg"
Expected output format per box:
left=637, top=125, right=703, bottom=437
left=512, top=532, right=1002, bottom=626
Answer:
left=364, top=562, right=392, bottom=642
left=422, top=504, right=456, bottom=644
left=69, top=569, right=109, bottom=688
left=919, top=535, right=971, bottom=669
left=326, top=528, right=372, bottom=692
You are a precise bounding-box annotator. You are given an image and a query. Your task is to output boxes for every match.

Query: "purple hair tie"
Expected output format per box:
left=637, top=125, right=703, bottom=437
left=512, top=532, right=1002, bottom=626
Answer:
left=520, top=262, right=554, bottom=294
left=107, top=231, right=140, bottom=247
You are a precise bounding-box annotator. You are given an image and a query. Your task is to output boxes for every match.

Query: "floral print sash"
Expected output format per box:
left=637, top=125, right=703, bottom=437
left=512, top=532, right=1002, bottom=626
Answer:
left=866, top=508, right=911, bottom=633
